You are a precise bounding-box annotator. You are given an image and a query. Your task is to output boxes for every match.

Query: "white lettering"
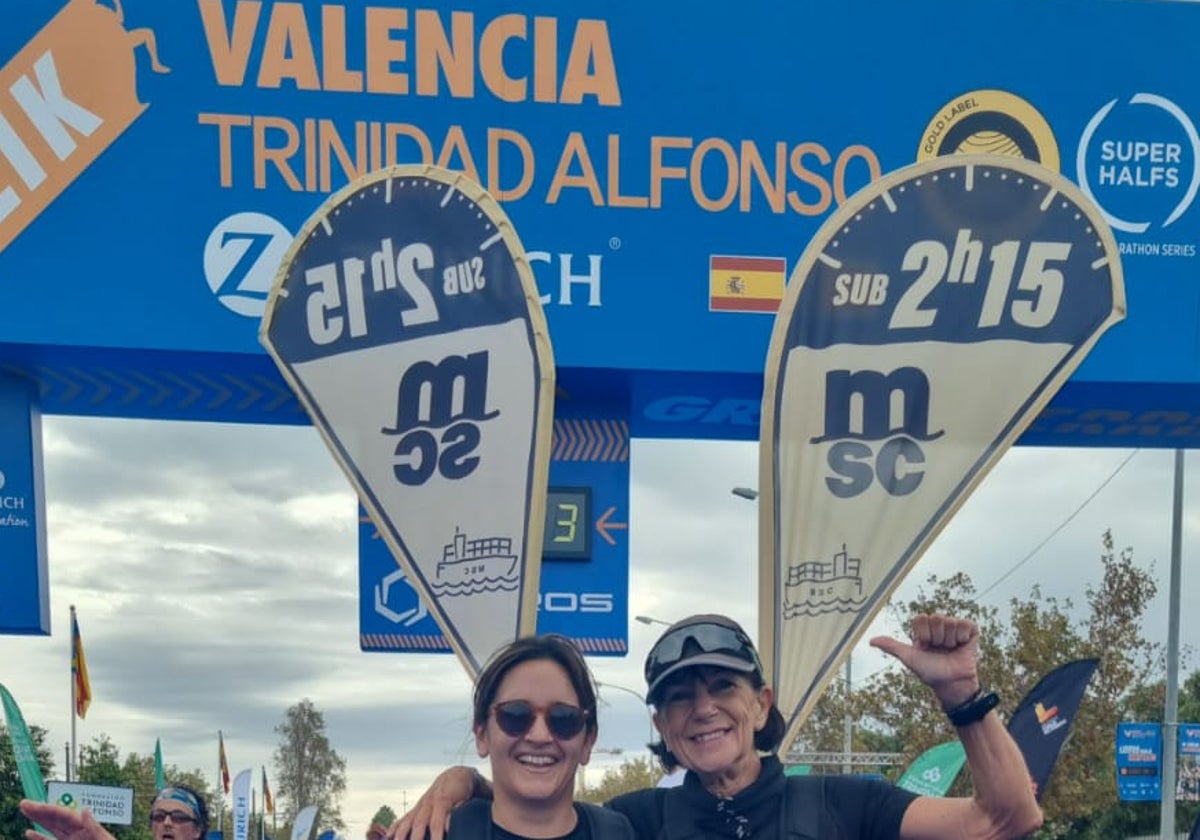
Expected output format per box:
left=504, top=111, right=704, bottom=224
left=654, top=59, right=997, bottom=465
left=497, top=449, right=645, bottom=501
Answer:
left=10, top=52, right=102, bottom=161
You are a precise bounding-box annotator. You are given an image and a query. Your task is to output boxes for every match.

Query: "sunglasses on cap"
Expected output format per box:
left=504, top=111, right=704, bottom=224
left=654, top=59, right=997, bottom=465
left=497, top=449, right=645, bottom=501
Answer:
left=491, top=700, right=589, bottom=740
left=644, top=621, right=762, bottom=687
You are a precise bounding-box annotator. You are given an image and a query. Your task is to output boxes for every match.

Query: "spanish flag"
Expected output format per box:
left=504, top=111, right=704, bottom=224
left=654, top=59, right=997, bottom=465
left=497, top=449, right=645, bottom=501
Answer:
left=709, top=255, right=786, bottom=313
left=71, top=610, right=91, bottom=719
left=262, top=766, right=274, bottom=814
left=219, top=730, right=231, bottom=794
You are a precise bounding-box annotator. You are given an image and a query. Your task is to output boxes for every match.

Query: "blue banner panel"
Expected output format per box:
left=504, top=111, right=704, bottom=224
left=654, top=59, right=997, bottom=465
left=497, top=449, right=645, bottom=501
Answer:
left=0, top=377, right=49, bottom=635
left=2, top=0, right=1200, bottom=427
left=1179, top=724, right=1200, bottom=802
left=359, top=417, right=629, bottom=655
left=1116, top=722, right=1162, bottom=802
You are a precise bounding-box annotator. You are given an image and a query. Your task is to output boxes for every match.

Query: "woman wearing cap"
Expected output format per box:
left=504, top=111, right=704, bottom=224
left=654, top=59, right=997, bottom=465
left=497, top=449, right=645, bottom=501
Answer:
left=393, top=612, right=1042, bottom=839
left=22, top=782, right=209, bottom=840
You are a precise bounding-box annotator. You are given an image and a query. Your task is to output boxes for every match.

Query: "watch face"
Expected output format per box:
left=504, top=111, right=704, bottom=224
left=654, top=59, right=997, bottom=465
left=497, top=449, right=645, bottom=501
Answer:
left=262, top=165, right=554, bottom=675
left=763, top=154, right=1124, bottom=740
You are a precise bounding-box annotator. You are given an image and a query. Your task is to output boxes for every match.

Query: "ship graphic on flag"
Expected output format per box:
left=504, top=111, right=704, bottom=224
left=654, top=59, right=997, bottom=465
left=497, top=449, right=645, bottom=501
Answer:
left=709, top=255, right=786, bottom=313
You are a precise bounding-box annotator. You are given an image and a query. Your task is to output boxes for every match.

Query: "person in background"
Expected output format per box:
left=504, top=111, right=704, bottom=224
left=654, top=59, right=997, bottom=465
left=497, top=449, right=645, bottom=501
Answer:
left=390, top=613, right=1043, bottom=839
left=22, top=782, right=209, bottom=840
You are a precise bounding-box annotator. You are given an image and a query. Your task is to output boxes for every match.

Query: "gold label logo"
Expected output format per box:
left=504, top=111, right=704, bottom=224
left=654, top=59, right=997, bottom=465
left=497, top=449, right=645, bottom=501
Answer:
left=917, top=89, right=1059, bottom=171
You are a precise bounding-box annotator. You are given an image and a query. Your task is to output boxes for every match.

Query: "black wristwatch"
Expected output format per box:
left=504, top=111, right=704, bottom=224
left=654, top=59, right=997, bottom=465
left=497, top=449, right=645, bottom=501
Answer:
left=945, top=690, right=1000, bottom=727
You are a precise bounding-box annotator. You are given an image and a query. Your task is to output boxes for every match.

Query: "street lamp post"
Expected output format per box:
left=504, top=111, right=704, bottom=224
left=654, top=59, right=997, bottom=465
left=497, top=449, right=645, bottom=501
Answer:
left=635, top=615, right=672, bottom=628
left=596, top=681, right=656, bottom=749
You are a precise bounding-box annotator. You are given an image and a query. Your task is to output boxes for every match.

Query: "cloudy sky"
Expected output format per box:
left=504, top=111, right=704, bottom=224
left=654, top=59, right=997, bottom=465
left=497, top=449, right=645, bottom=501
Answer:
left=3, top=416, right=1197, bottom=839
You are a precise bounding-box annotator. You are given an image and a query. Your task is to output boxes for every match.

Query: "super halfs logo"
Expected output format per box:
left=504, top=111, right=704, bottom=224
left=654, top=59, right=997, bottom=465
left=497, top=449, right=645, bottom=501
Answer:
left=0, top=0, right=168, bottom=254
left=1077, top=93, right=1200, bottom=248
left=383, top=350, right=500, bottom=487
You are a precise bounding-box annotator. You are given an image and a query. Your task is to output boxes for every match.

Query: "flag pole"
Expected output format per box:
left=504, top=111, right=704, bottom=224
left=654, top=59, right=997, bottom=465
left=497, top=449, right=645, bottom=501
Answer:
left=216, top=732, right=224, bottom=837
left=68, top=604, right=76, bottom=782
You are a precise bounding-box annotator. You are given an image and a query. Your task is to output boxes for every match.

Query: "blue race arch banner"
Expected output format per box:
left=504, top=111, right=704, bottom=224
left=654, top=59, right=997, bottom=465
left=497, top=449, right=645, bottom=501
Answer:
left=261, top=164, right=554, bottom=677
left=759, top=155, right=1125, bottom=745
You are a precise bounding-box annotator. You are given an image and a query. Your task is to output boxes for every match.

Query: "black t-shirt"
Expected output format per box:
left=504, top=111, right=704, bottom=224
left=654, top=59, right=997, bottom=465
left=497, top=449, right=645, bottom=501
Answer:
left=606, top=757, right=916, bottom=839
left=485, top=803, right=593, bottom=840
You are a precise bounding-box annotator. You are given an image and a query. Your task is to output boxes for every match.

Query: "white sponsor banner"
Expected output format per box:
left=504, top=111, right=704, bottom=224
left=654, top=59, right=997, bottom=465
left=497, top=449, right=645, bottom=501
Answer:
left=47, top=780, right=134, bottom=825
left=262, top=165, right=554, bottom=678
left=759, top=155, right=1125, bottom=749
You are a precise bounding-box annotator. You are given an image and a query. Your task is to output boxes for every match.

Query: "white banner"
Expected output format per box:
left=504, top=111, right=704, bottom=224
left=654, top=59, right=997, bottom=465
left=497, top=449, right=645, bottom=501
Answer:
left=292, top=804, right=319, bottom=840
left=231, top=768, right=252, bottom=840
left=46, top=781, right=133, bottom=825
left=759, top=155, right=1125, bottom=749
left=262, top=165, right=554, bottom=678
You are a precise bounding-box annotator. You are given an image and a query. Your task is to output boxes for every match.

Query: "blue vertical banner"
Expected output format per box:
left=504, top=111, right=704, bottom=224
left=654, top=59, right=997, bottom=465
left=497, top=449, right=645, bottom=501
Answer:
left=1178, top=723, right=1200, bottom=802
left=759, top=155, right=1125, bottom=744
left=1116, top=723, right=1162, bottom=801
left=0, top=375, right=48, bottom=635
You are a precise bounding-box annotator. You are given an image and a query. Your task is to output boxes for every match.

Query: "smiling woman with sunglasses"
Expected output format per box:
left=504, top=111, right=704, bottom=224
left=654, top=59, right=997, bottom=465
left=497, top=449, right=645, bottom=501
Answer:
left=446, top=633, right=634, bottom=840
left=393, top=613, right=1042, bottom=840
left=22, top=782, right=210, bottom=840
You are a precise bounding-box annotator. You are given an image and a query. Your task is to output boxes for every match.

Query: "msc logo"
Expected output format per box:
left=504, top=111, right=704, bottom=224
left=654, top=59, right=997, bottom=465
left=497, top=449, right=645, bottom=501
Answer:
left=1077, top=93, right=1200, bottom=233
left=917, top=89, right=1060, bottom=171
left=812, top=367, right=944, bottom=498
left=384, top=351, right=500, bottom=486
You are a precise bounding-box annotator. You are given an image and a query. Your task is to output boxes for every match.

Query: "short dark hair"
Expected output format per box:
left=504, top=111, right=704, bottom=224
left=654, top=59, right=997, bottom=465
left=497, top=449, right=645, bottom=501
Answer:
left=473, top=634, right=599, bottom=739
left=153, top=782, right=210, bottom=836
left=647, top=667, right=786, bottom=772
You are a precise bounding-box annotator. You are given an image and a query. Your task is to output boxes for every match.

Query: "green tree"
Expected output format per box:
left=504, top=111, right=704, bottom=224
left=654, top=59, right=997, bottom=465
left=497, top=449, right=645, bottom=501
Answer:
left=801, top=531, right=1162, bottom=837
left=1, top=723, right=55, bottom=840
left=577, top=755, right=660, bottom=803
left=368, top=804, right=397, bottom=838
left=273, top=698, right=347, bottom=831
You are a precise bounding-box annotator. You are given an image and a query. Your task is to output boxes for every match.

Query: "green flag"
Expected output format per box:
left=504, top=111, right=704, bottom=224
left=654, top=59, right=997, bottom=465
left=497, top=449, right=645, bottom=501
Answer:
left=154, top=738, right=165, bottom=789
left=1, top=683, right=47, bottom=802
left=896, top=740, right=966, bottom=796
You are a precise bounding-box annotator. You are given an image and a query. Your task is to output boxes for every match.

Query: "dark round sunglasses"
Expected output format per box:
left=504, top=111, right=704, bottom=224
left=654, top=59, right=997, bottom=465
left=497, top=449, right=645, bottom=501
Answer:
left=491, top=700, right=589, bottom=740
left=644, top=622, right=762, bottom=685
left=150, top=810, right=197, bottom=825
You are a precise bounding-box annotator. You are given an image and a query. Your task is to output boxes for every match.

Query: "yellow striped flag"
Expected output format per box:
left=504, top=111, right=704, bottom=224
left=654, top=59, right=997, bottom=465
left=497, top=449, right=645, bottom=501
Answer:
left=709, top=255, right=786, bottom=312
left=262, top=765, right=274, bottom=814
left=71, top=612, right=91, bottom=719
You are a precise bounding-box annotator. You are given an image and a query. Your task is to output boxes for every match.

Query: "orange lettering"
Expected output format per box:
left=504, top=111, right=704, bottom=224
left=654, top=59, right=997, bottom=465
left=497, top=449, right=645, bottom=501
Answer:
left=546, top=132, right=602, bottom=205
left=606, top=134, right=647, bottom=208
left=488, top=128, right=534, bottom=201
left=366, top=8, right=409, bottom=94
left=691, top=139, right=737, bottom=211
left=649, top=136, right=692, bottom=208
left=560, top=20, right=620, bottom=106
left=198, top=112, right=251, bottom=187
left=321, top=6, right=363, bottom=92
left=253, top=115, right=301, bottom=190
left=415, top=10, right=474, bottom=98
left=197, top=0, right=260, bottom=87
left=479, top=15, right=526, bottom=103
left=436, top=125, right=481, bottom=184
left=257, top=3, right=319, bottom=90
left=788, top=142, right=832, bottom=215
left=741, top=140, right=786, bottom=213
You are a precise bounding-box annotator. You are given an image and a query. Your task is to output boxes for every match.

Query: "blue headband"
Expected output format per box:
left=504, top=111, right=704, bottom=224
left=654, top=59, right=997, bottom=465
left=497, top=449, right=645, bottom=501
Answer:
left=154, top=787, right=199, bottom=817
